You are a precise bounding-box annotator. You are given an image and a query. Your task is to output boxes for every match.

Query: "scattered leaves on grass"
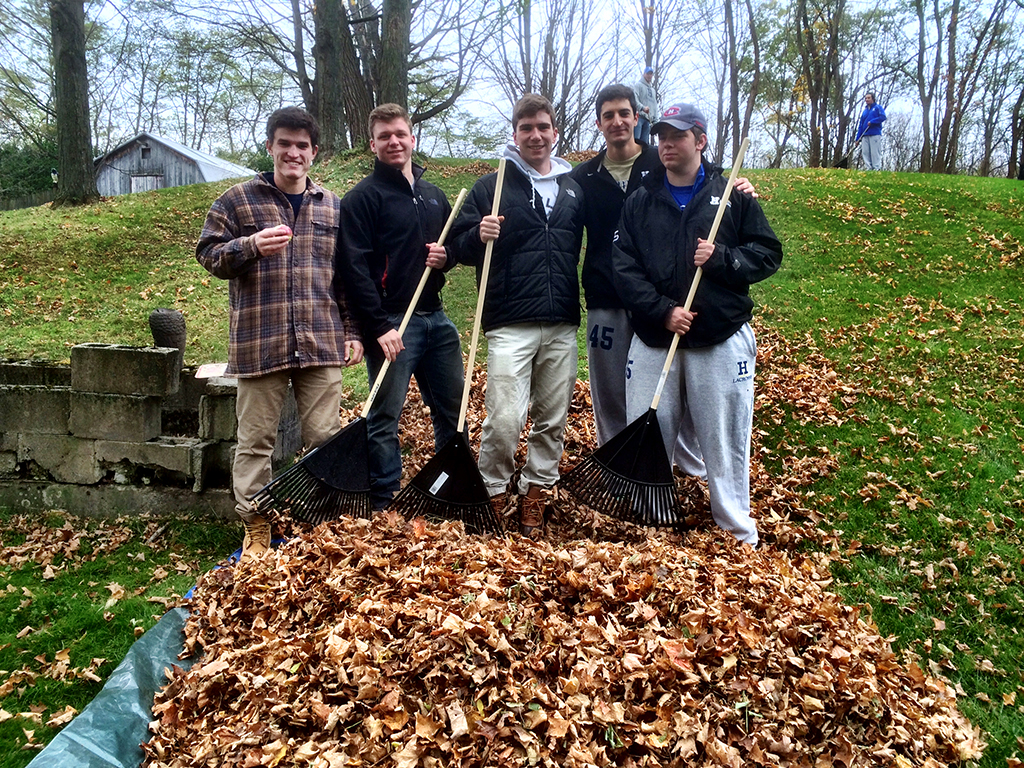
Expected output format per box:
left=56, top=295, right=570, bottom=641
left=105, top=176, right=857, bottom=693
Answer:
left=0, top=516, right=136, bottom=574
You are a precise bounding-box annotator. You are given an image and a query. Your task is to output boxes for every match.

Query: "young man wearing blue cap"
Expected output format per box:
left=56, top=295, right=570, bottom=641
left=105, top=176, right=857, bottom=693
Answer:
left=633, top=66, right=658, bottom=144
left=612, top=103, right=783, bottom=546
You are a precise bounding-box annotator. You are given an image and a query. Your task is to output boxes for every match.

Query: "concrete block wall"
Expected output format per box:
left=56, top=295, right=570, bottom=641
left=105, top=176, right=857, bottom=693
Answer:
left=0, top=346, right=302, bottom=518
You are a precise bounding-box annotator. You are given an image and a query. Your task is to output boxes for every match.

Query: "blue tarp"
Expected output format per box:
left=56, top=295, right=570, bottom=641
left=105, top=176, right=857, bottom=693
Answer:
left=26, top=607, right=195, bottom=768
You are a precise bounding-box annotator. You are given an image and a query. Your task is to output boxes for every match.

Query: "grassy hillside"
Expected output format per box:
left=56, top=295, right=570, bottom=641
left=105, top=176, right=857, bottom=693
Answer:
left=2, top=155, right=1024, bottom=766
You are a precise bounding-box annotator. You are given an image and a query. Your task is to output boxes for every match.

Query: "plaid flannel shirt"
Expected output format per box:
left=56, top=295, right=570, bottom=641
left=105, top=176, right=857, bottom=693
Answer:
left=196, top=173, right=360, bottom=377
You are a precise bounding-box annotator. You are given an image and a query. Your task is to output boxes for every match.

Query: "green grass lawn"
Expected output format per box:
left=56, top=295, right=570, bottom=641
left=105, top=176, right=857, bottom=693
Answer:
left=2, top=156, right=1023, bottom=766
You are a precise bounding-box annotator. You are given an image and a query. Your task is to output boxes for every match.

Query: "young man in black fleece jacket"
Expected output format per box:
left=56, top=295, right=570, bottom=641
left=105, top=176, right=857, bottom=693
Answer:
left=613, top=103, right=782, bottom=546
left=338, top=103, right=464, bottom=509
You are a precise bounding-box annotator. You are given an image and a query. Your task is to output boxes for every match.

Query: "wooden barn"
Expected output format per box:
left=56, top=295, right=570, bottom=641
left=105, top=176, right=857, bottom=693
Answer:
left=94, top=132, right=255, bottom=196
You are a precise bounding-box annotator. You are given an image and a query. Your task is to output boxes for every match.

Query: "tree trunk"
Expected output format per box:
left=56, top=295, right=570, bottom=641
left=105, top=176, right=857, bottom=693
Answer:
left=313, top=0, right=349, bottom=156
left=290, top=0, right=315, bottom=112
left=521, top=0, right=533, bottom=92
left=49, top=0, right=99, bottom=206
left=741, top=0, right=760, bottom=145
left=642, top=0, right=655, bottom=67
left=338, top=5, right=375, bottom=146
left=379, top=0, right=411, bottom=108
left=725, top=0, right=741, bottom=160
left=932, top=0, right=960, bottom=174
left=914, top=0, right=940, bottom=172
left=1011, top=86, right=1024, bottom=179
left=794, top=0, right=823, bottom=167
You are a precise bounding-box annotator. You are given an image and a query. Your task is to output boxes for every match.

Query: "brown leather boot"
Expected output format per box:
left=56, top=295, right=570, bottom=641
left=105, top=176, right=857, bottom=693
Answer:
left=490, top=494, right=506, bottom=522
left=519, top=485, right=545, bottom=537
left=241, top=515, right=271, bottom=561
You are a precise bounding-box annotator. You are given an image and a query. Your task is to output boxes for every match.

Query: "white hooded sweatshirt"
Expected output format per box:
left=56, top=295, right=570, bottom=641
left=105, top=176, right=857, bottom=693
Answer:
left=503, top=141, right=573, bottom=217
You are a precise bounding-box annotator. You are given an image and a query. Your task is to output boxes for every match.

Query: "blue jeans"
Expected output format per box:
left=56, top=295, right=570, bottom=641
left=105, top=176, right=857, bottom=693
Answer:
left=364, top=310, right=464, bottom=508
left=634, top=116, right=651, bottom=144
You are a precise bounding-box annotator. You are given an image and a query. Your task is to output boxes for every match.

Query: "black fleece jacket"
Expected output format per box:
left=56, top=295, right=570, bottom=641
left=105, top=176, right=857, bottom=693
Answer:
left=338, top=159, right=454, bottom=341
left=613, top=161, right=783, bottom=349
left=568, top=142, right=661, bottom=310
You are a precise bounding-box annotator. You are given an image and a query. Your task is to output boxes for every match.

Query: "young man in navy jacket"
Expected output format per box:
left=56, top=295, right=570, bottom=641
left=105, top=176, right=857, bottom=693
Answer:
left=339, top=103, right=464, bottom=509
left=612, top=103, right=782, bottom=546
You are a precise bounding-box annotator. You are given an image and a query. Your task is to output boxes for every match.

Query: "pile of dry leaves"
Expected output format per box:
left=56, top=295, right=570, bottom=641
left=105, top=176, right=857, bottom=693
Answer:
left=140, top=321, right=984, bottom=767
left=143, top=517, right=981, bottom=768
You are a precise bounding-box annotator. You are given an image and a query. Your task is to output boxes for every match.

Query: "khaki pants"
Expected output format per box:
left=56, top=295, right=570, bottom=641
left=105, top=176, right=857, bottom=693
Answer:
left=478, top=323, right=578, bottom=497
left=232, top=366, right=343, bottom=522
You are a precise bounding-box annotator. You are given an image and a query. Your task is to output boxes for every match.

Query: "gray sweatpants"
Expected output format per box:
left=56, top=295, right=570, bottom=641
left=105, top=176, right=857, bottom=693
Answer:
left=625, top=324, right=758, bottom=545
left=586, top=308, right=633, bottom=446
left=861, top=134, right=882, bottom=170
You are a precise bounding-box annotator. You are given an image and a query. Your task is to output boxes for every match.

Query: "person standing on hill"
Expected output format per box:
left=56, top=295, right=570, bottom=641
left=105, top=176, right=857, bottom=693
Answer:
left=338, top=103, right=465, bottom=511
left=612, top=103, right=782, bottom=547
left=855, top=93, right=886, bottom=171
left=196, top=106, right=363, bottom=561
left=633, top=66, right=658, bottom=144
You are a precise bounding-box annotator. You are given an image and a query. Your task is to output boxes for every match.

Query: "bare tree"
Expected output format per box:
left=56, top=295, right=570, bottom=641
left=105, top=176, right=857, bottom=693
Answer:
left=158, top=0, right=493, bottom=152
left=720, top=0, right=762, bottom=160
left=904, top=0, right=1015, bottom=173
left=485, top=0, right=611, bottom=152
left=937, top=0, right=1012, bottom=173
left=0, top=0, right=55, bottom=148
left=792, top=0, right=847, bottom=167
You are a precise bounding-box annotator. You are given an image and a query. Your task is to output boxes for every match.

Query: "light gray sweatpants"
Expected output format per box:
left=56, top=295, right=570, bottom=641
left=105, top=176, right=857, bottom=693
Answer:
left=479, top=322, right=579, bottom=497
left=625, top=324, right=758, bottom=545
left=861, top=134, right=882, bottom=170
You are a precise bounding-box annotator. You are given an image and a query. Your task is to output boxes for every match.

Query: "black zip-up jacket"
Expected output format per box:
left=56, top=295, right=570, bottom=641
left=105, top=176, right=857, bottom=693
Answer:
left=613, top=161, right=783, bottom=349
left=450, top=161, right=585, bottom=333
left=338, top=159, right=454, bottom=341
left=568, top=142, right=661, bottom=310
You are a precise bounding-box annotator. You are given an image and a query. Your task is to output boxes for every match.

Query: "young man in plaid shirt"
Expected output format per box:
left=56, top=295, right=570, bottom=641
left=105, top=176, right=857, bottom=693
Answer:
left=197, top=107, right=363, bottom=559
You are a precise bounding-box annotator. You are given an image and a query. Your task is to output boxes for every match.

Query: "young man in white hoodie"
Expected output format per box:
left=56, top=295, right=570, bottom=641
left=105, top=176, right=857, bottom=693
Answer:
left=451, top=93, right=585, bottom=536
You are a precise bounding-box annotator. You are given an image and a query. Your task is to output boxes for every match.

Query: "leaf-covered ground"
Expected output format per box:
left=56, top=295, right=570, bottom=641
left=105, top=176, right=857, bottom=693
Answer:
left=144, top=518, right=980, bottom=768
left=3, top=161, right=1024, bottom=766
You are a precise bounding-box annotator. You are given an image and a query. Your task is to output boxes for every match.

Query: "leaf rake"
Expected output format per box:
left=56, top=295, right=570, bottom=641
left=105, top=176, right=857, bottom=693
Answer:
left=560, top=137, right=752, bottom=529
left=389, top=161, right=508, bottom=535
left=250, top=189, right=470, bottom=526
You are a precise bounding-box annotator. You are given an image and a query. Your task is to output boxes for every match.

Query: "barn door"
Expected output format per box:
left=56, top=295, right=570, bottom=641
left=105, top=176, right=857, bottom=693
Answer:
left=130, top=174, right=164, bottom=193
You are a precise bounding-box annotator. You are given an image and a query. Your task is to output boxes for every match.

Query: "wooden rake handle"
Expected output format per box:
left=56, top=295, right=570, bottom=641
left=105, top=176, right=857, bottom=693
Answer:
left=458, top=158, right=507, bottom=432
left=361, top=187, right=469, bottom=418
left=650, top=136, right=751, bottom=411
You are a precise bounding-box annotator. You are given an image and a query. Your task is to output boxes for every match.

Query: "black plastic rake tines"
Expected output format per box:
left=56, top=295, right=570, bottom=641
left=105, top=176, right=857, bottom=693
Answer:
left=250, top=419, right=373, bottom=525
left=559, top=409, right=682, bottom=528
left=389, top=433, right=503, bottom=535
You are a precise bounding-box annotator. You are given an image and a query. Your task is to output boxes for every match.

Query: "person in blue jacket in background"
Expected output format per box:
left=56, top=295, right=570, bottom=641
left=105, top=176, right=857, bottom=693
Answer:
left=855, top=93, right=886, bottom=171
